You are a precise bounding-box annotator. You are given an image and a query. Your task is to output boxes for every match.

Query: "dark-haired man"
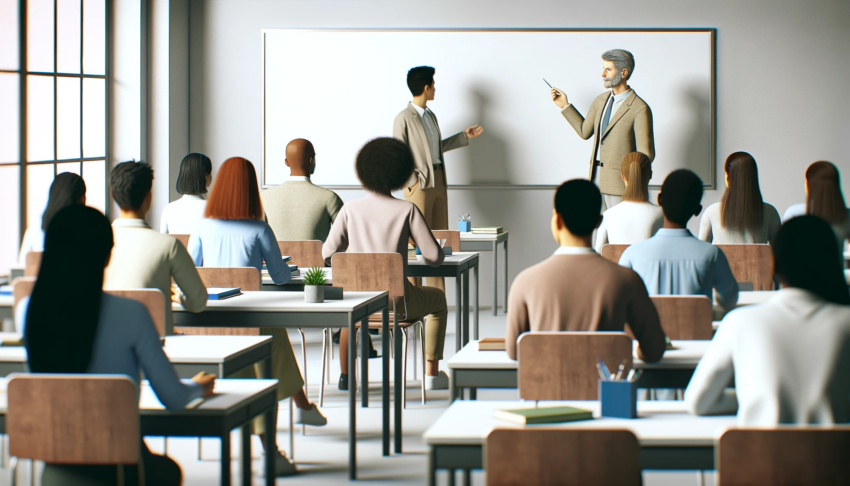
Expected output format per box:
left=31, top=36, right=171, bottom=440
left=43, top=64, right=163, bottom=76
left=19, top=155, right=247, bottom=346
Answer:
left=505, top=179, right=665, bottom=361
left=394, top=66, right=483, bottom=292
left=619, top=169, right=739, bottom=313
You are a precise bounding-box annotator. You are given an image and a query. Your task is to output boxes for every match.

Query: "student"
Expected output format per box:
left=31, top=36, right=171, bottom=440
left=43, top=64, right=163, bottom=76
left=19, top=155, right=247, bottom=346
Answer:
left=506, top=179, right=666, bottom=362
left=261, top=139, right=344, bottom=242
left=104, top=161, right=208, bottom=334
left=19, top=205, right=215, bottom=485
left=188, top=157, right=325, bottom=475
left=698, top=152, right=781, bottom=244
left=323, top=138, right=451, bottom=389
left=159, top=152, right=212, bottom=235
left=594, top=152, right=663, bottom=252
left=783, top=161, right=850, bottom=252
left=685, top=216, right=850, bottom=425
left=620, top=169, right=739, bottom=313
left=18, top=172, right=86, bottom=263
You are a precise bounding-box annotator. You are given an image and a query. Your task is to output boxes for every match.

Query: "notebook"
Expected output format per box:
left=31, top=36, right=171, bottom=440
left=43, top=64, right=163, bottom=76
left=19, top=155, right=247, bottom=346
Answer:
left=494, top=406, right=593, bottom=425
left=478, top=337, right=505, bottom=351
left=207, top=287, right=242, bottom=300
left=0, top=285, right=11, bottom=297
left=471, top=227, right=503, bottom=234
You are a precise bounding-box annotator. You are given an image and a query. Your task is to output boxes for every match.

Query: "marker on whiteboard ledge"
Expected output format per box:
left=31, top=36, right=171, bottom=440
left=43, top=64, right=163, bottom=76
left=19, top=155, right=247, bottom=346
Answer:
left=543, top=78, right=561, bottom=96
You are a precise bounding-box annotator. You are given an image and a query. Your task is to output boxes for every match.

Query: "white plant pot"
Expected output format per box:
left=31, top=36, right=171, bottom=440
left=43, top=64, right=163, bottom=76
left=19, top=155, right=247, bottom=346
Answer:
left=305, top=285, right=325, bottom=303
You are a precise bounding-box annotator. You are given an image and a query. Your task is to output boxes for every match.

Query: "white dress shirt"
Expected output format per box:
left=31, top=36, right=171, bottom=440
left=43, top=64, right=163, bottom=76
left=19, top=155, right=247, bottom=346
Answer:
left=410, top=103, right=443, bottom=167
left=17, top=227, right=45, bottom=263
left=595, top=201, right=664, bottom=252
left=159, top=194, right=207, bottom=235
left=553, top=246, right=596, bottom=256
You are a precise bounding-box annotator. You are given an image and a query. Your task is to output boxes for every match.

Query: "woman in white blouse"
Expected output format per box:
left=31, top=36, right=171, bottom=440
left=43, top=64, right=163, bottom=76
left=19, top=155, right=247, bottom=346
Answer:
left=594, top=152, right=663, bottom=252
left=685, top=215, right=850, bottom=425
left=782, top=161, right=850, bottom=252
left=18, top=173, right=86, bottom=263
left=159, top=153, right=211, bottom=234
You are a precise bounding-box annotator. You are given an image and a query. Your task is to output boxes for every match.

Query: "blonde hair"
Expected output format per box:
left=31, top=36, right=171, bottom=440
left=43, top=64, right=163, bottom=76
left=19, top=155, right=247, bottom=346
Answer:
left=620, top=152, right=651, bottom=202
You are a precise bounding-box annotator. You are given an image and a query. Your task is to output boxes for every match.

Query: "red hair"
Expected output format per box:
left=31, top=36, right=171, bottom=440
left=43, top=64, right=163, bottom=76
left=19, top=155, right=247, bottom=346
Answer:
left=204, top=157, right=264, bottom=220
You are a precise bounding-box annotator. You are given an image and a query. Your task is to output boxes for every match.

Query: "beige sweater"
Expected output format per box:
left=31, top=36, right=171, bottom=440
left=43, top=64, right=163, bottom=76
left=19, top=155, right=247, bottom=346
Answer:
left=506, top=247, right=666, bottom=361
left=261, top=178, right=344, bottom=242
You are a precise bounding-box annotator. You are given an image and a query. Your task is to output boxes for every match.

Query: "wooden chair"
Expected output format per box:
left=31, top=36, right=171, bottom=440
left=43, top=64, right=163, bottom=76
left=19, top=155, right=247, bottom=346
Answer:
left=105, top=289, right=168, bottom=336
left=23, top=251, right=41, bottom=277
left=432, top=230, right=460, bottom=253
left=8, top=375, right=141, bottom=486
left=486, top=429, right=640, bottom=486
left=170, top=234, right=190, bottom=249
left=600, top=244, right=629, bottom=264
left=718, top=428, right=850, bottom=485
left=277, top=240, right=324, bottom=268
left=11, top=277, right=36, bottom=309
left=716, top=244, right=774, bottom=291
left=329, top=252, right=425, bottom=408
left=517, top=332, right=632, bottom=400
left=175, top=267, right=260, bottom=336
left=651, top=296, right=714, bottom=340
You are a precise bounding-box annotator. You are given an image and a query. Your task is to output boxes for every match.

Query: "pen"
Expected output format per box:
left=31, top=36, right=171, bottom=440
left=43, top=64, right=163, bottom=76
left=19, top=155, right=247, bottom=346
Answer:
left=614, top=359, right=627, bottom=381
left=598, top=357, right=611, bottom=381
left=626, top=369, right=635, bottom=382
left=544, top=78, right=561, bottom=96
left=630, top=370, right=643, bottom=383
left=596, top=363, right=608, bottom=381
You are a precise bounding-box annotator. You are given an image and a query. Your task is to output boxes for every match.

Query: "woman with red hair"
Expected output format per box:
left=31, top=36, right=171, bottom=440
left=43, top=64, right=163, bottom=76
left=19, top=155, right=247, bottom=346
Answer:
left=188, top=157, right=325, bottom=476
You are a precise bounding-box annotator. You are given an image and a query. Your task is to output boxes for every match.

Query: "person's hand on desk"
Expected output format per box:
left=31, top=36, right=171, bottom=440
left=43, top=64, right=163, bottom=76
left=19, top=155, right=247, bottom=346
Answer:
left=192, top=371, right=216, bottom=397
left=464, top=125, right=484, bottom=139
left=551, top=87, right=568, bottom=109
left=170, top=284, right=181, bottom=304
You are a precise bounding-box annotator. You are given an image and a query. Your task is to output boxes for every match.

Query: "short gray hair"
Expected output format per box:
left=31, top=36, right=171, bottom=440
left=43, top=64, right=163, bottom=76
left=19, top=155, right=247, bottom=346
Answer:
left=602, top=49, right=635, bottom=79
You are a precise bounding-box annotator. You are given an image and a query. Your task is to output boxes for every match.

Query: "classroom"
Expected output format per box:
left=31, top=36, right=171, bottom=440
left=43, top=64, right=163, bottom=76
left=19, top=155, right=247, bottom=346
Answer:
left=1, top=0, right=849, bottom=485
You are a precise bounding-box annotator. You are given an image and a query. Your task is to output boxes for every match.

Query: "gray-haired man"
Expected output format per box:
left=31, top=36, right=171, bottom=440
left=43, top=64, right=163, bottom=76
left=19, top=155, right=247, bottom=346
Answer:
left=550, top=49, right=655, bottom=210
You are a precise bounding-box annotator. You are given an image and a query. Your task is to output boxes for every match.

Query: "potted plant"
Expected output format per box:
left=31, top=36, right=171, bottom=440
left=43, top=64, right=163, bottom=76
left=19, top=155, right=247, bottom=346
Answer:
left=303, top=267, right=327, bottom=303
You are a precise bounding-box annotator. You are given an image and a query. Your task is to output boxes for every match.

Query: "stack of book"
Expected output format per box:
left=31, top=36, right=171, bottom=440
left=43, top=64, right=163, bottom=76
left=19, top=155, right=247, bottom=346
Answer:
left=494, top=405, right=593, bottom=425
left=471, top=227, right=503, bottom=235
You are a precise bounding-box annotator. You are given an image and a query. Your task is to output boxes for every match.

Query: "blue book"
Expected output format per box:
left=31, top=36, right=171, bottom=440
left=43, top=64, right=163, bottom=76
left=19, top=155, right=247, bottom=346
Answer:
left=207, top=287, right=241, bottom=300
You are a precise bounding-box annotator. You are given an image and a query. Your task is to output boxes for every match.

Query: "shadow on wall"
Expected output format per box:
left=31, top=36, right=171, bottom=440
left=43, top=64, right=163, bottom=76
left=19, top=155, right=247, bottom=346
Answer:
left=679, top=83, right=712, bottom=185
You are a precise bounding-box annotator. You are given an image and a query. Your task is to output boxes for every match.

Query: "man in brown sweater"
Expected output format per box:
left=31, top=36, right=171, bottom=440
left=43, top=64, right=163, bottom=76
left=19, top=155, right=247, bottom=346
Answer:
left=505, top=179, right=666, bottom=362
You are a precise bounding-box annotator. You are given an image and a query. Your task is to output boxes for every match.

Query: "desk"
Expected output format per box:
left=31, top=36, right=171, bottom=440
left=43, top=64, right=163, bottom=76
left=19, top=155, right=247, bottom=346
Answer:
left=446, top=340, right=710, bottom=401
left=0, top=296, right=11, bottom=321
left=8, top=265, right=24, bottom=281
left=262, top=268, right=333, bottom=292
left=173, top=290, right=391, bottom=479
left=408, top=252, right=480, bottom=350
left=423, top=399, right=737, bottom=485
left=460, top=232, right=508, bottom=317
left=0, top=378, right=278, bottom=486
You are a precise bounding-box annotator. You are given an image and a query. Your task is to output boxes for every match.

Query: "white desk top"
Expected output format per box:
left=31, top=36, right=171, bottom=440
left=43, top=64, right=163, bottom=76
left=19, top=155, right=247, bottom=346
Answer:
left=423, top=400, right=737, bottom=447
left=0, top=296, right=12, bottom=308
left=460, top=232, right=508, bottom=241
left=446, top=340, right=709, bottom=371
left=173, top=290, right=387, bottom=313
left=408, top=252, right=478, bottom=266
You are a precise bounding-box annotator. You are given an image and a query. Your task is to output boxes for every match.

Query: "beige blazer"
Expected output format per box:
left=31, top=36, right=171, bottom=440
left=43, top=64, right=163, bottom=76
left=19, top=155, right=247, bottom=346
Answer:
left=562, top=90, right=655, bottom=196
left=393, top=103, right=468, bottom=189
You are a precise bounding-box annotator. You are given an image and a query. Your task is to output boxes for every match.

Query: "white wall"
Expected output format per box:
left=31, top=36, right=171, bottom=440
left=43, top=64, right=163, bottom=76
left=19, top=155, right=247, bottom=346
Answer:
left=185, top=0, right=850, bottom=309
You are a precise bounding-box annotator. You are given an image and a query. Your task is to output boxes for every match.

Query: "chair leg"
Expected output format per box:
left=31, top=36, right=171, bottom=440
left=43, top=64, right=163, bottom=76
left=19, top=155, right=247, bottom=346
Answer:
left=326, top=329, right=332, bottom=385
left=9, top=456, right=18, bottom=486
left=298, top=328, right=308, bottom=400
left=355, top=329, right=360, bottom=393
left=320, top=329, right=328, bottom=407
left=419, top=321, right=426, bottom=405
left=402, top=328, right=409, bottom=409
left=412, top=328, right=418, bottom=380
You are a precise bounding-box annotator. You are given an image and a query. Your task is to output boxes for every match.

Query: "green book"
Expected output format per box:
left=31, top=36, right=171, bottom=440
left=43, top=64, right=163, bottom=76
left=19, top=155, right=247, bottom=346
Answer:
left=493, top=406, right=594, bottom=425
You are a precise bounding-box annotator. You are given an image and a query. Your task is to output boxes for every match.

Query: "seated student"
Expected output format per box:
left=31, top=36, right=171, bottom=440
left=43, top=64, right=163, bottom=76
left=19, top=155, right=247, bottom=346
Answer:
left=188, top=156, right=325, bottom=475
left=698, top=152, right=781, bottom=244
left=685, top=216, right=850, bottom=425
left=261, top=139, right=344, bottom=242
left=620, top=169, right=740, bottom=313
left=18, top=172, right=86, bottom=263
left=506, top=179, right=666, bottom=361
left=594, top=152, right=663, bottom=252
left=104, top=161, right=207, bottom=334
left=159, top=152, right=212, bottom=235
left=783, top=161, right=850, bottom=252
left=322, top=138, right=451, bottom=389
left=19, top=205, right=216, bottom=485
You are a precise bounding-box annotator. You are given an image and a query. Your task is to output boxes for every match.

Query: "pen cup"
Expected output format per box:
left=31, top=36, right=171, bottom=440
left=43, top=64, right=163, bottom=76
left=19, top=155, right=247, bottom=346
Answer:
left=458, top=221, right=471, bottom=232
left=599, top=380, right=638, bottom=419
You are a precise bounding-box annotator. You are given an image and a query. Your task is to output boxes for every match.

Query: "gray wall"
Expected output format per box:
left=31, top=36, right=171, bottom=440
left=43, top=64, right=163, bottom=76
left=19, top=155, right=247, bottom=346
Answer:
left=184, top=0, right=850, bottom=310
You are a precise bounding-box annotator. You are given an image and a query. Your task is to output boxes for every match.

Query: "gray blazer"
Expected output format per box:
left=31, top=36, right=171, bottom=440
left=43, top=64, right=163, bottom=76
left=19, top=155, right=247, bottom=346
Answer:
left=393, top=103, right=468, bottom=189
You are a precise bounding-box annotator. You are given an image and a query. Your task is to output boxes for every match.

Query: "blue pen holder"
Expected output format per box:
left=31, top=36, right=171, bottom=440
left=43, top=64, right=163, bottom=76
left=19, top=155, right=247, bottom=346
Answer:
left=458, top=221, right=471, bottom=232
left=599, top=380, right=638, bottom=419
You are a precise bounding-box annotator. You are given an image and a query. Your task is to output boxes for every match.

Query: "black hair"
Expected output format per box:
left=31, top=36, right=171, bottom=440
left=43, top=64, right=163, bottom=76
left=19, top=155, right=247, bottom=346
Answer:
left=355, top=137, right=414, bottom=194
left=110, top=161, right=154, bottom=210
left=41, top=172, right=86, bottom=231
left=175, top=153, right=212, bottom=196
left=773, top=216, right=850, bottom=305
left=407, top=66, right=435, bottom=97
left=659, top=169, right=704, bottom=226
left=25, top=205, right=114, bottom=372
left=553, top=179, right=602, bottom=237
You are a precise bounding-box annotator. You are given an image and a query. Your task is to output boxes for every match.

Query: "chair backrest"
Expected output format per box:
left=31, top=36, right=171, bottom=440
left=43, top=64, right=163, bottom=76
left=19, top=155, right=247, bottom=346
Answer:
left=171, top=234, right=190, bottom=249
left=277, top=240, right=324, bottom=268
left=331, top=253, right=405, bottom=299
left=486, top=428, right=640, bottom=486
left=8, top=375, right=139, bottom=465
left=176, top=267, right=260, bottom=336
left=517, top=332, right=632, bottom=400
left=718, top=428, right=850, bottom=485
left=12, top=277, right=37, bottom=308
left=432, top=230, right=460, bottom=253
left=105, top=289, right=167, bottom=336
left=23, top=251, right=42, bottom=277
left=651, top=296, right=714, bottom=340
left=600, top=244, right=629, bottom=264
left=716, top=244, right=774, bottom=291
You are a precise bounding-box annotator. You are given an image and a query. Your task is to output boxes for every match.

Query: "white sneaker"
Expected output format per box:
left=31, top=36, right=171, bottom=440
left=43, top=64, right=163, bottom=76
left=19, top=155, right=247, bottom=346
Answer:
left=295, top=402, right=328, bottom=426
left=273, top=450, right=297, bottom=476
left=425, top=371, right=449, bottom=390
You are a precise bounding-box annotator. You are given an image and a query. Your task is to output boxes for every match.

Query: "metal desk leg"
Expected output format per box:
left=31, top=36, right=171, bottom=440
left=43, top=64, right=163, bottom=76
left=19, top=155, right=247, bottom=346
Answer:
left=394, top=311, right=403, bottom=454
left=382, top=306, right=390, bottom=457
left=492, top=241, right=498, bottom=315
left=428, top=447, right=437, bottom=486
left=264, top=407, right=275, bottom=486
left=469, top=388, right=477, bottom=400
left=348, top=317, right=357, bottom=480
left=361, top=317, right=369, bottom=408
left=463, top=468, right=471, bottom=486
left=503, top=239, right=509, bottom=313
left=455, top=272, right=462, bottom=352
left=241, top=423, right=251, bottom=486
left=450, top=369, right=457, bottom=402
left=462, top=269, right=470, bottom=347
left=221, top=429, right=232, bottom=486
left=473, top=263, right=479, bottom=341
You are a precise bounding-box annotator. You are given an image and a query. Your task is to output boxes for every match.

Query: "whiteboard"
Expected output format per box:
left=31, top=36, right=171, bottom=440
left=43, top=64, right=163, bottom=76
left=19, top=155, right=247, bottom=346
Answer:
left=263, top=29, right=715, bottom=187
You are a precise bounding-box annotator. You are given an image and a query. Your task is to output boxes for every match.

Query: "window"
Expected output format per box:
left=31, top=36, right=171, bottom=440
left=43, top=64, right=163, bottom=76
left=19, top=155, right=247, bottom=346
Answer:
left=0, top=0, right=107, bottom=272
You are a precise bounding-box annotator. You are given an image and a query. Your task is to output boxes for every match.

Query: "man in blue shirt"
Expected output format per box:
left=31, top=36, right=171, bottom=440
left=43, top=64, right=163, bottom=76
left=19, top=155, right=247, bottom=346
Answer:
left=619, top=169, right=739, bottom=312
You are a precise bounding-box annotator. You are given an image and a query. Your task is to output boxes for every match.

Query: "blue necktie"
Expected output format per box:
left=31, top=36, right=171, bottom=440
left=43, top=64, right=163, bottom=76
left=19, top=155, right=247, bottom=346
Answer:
left=600, top=95, right=615, bottom=137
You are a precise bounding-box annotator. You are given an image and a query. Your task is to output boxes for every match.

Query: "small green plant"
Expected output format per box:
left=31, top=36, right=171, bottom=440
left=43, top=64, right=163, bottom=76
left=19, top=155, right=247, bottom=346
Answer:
left=303, top=267, right=327, bottom=286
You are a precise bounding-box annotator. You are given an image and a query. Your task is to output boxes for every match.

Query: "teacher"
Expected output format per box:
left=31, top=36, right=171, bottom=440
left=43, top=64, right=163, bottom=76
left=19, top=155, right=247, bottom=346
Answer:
left=551, top=49, right=655, bottom=210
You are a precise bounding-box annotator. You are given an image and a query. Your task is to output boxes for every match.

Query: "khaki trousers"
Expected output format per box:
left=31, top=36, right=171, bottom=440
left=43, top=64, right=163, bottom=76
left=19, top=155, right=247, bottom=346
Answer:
left=404, top=166, right=447, bottom=293
left=399, top=280, right=448, bottom=360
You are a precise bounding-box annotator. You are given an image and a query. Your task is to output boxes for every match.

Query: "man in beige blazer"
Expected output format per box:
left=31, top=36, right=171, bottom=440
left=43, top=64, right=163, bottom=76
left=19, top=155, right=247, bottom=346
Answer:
left=551, top=49, right=655, bottom=210
left=394, top=66, right=483, bottom=291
